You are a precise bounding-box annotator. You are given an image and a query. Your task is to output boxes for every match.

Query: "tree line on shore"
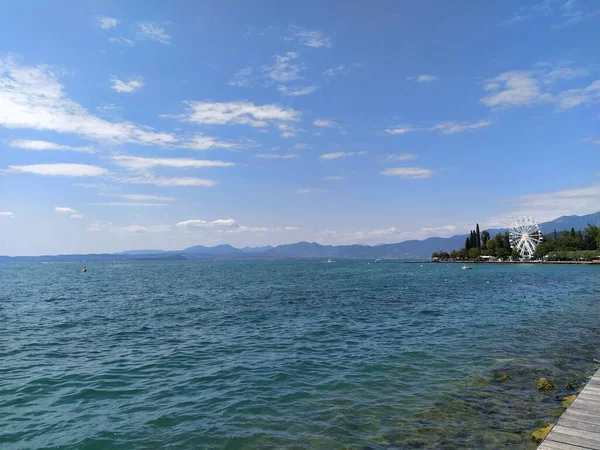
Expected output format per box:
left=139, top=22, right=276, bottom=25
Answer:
left=432, top=223, right=600, bottom=261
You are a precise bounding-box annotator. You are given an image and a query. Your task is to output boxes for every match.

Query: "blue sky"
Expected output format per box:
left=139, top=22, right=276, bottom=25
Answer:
left=0, top=0, right=599, bottom=255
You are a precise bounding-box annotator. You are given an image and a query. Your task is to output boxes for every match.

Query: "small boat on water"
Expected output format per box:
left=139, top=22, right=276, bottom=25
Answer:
left=327, top=258, right=332, bottom=263
left=374, top=259, right=381, bottom=264
left=82, top=266, right=88, bottom=272
left=461, top=265, right=472, bottom=270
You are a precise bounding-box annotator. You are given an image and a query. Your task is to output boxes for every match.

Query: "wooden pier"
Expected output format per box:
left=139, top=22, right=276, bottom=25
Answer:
left=539, top=368, right=600, bottom=449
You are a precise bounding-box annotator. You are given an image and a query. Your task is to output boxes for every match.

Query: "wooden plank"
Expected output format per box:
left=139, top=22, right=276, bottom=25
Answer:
left=539, top=369, right=600, bottom=449
left=539, top=441, right=597, bottom=450
left=545, top=432, right=600, bottom=449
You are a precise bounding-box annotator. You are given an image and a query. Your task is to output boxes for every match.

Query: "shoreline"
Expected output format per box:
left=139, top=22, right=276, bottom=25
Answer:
left=429, top=260, right=600, bottom=265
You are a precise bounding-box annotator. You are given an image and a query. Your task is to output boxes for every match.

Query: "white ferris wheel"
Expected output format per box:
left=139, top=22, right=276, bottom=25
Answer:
left=509, top=216, right=543, bottom=260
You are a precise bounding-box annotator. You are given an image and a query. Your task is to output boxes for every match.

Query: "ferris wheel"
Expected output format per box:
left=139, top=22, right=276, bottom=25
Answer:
left=509, top=216, right=543, bottom=260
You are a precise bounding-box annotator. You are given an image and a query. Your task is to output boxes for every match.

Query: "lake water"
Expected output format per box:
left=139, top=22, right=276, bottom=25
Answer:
left=1, top=260, right=600, bottom=449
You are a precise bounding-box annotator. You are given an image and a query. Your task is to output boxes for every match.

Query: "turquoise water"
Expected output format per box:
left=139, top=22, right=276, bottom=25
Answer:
left=1, top=261, right=600, bottom=449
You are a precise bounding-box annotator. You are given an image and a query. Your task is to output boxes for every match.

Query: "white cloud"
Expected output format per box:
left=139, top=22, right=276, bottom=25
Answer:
left=323, top=65, right=350, bottom=77
left=229, top=67, right=253, bottom=87
left=481, top=71, right=553, bottom=107
left=91, top=202, right=170, bottom=207
left=381, top=167, right=433, bottom=179
left=294, top=143, right=310, bottom=149
left=10, top=139, right=95, bottom=153
left=431, top=120, right=492, bottom=134
left=182, top=134, right=237, bottom=151
left=297, top=188, right=325, bottom=194
left=0, top=58, right=176, bottom=145
left=170, top=101, right=300, bottom=128
left=121, top=176, right=217, bottom=187
left=277, top=85, right=317, bottom=96
left=320, top=151, right=365, bottom=160
left=385, top=153, right=416, bottom=161
left=481, top=67, right=599, bottom=110
left=500, top=0, right=596, bottom=27
left=70, top=214, right=83, bottom=219
left=0, top=211, right=15, bottom=219
left=110, top=76, right=145, bottom=93
left=121, top=225, right=170, bottom=233
left=7, top=163, right=107, bottom=177
left=109, top=37, right=134, bottom=46
left=116, top=194, right=176, bottom=201
left=494, top=183, right=600, bottom=225
left=176, top=218, right=237, bottom=229
left=290, top=26, right=332, bottom=48
left=137, top=22, right=171, bottom=44
left=263, top=52, right=302, bottom=82
left=313, top=119, right=337, bottom=128
left=223, top=225, right=298, bottom=234
left=324, top=175, right=343, bottom=181
left=55, top=206, right=77, bottom=214
left=385, top=120, right=491, bottom=135
left=111, top=155, right=235, bottom=171
left=87, top=221, right=111, bottom=232
left=96, top=16, right=119, bottom=29
left=407, top=74, right=438, bottom=82
left=277, top=123, right=302, bottom=139
left=254, top=153, right=298, bottom=159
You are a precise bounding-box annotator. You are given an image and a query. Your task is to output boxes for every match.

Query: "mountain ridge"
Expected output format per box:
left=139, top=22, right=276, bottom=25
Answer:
left=3, top=212, right=600, bottom=261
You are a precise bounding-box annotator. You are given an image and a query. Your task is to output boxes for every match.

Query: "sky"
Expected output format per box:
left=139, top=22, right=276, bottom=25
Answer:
left=0, top=0, right=599, bottom=256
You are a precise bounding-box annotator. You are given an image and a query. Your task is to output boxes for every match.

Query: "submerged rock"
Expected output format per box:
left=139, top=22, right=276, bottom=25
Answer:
left=498, top=374, right=509, bottom=382
left=562, top=395, right=577, bottom=408
left=531, top=424, right=553, bottom=443
left=565, top=381, right=575, bottom=389
left=537, top=378, right=555, bottom=391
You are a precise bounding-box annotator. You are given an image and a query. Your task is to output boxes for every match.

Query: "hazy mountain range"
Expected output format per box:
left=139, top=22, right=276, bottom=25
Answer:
left=3, top=212, right=600, bottom=261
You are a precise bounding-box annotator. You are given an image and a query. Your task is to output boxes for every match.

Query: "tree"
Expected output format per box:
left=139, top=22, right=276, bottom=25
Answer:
left=431, top=252, right=439, bottom=259
left=476, top=224, right=481, bottom=249
left=571, top=227, right=576, bottom=238
left=450, top=250, right=459, bottom=260
left=554, top=228, right=557, bottom=241
left=481, top=230, right=490, bottom=248
left=465, top=237, right=471, bottom=251
left=468, top=248, right=481, bottom=259
left=503, top=232, right=511, bottom=251
left=439, top=251, right=450, bottom=260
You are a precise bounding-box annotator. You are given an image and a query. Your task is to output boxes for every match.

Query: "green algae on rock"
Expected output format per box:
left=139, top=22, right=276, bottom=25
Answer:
left=531, top=424, right=553, bottom=443
left=536, top=378, right=555, bottom=391
left=562, top=395, right=577, bottom=408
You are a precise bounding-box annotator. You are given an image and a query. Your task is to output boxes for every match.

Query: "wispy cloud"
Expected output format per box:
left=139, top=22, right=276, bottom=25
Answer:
left=277, top=123, right=302, bottom=139
left=381, top=167, right=433, bottom=179
left=384, top=153, right=416, bottom=162
left=110, top=76, right=145, bottom=93
left=91, top=202, right=170, bottom=207
left=120, top=176, right=217, bottom=187
left=137, top=22, right=171, bottom=44
left=290, top=26, right=332, bottom=48
left=323, top=65, right=351, bottom=77
left=121, top=225, right=170, bottom=233
left=70, top=214, right=83, bottom=219
left=297, top=188, right=326, bottom=194
left=254, top=153, right=298, bottom=159
left=324, top=175, right=343, bottom=181
left=115, top=194, right=176, bottom=202
left=96, top=16, right=119, bottom=29
left=111, top=155, right=235, bottom=171
left=6, top=163, right=108, bottom=177
left=277, top=85, right=317, bottom=96
left=177, top=218, right=238, bottom=229
left=109, top=37, right=134, bottom=46
left=229, top=67, right=253, bottom=87
left=10, top=139, right=95, bottom=153
left=386, top=120, right=491, bottom=135
left=0, top=211, right=15, bottom=219
left=168, top=101, right=300, bottom=128
left=182, top=134, right=237, bottom=151
left=0, top=58, right=176, bottom=145
left=406, top=74, right=438, bottom=82
left=263, top=52, right=303, bottom=82
left=501, top=0, right=598, bottom=27
left=313, top=119, right=338, bottom=128
left=55, top=206, right=77, bottom=214
left=320, top=151, right=366, bottom=160
left=481, top=66, right=599, bottom=110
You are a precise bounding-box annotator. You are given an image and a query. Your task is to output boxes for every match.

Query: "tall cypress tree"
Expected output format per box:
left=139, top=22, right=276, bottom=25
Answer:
left=554, top=228, right=557, bottom=241
left=571, top=227, right=576, bottom=238
left=476, top=224, right=481, bottom=249
left=465, top=237, right=471, bottom=250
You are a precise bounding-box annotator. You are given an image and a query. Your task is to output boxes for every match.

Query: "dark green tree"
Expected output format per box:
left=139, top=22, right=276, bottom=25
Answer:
left=503, top=232, right=511, bottom=251
left=554, top=228, right=557, bottom=241
left=476, top=224, right=481, bottom=249
left=465, top=236, right=471, bottom=251
left=481, top=230, right=490, bottom=248
left=571, top=227, right=576, bottom=238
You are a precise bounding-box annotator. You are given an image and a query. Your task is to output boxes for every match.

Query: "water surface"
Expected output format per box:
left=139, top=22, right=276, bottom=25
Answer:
left=1, top=261, right=599, bottom=449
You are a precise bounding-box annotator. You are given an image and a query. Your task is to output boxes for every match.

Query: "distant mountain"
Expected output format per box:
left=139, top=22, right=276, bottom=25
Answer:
left=3, top=212, right=600, bottom=261
left=182, top=244, right=242, bottom=255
